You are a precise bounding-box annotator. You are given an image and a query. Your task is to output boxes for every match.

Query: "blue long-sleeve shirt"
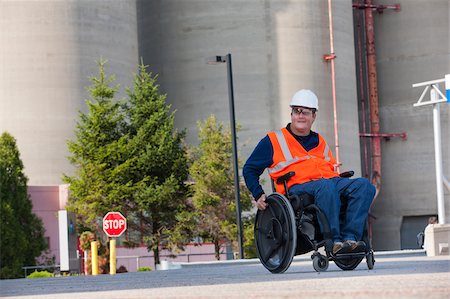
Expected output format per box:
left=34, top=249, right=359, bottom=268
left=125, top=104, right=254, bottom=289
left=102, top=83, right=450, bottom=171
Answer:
left=243, top=124, right=319, bottom=200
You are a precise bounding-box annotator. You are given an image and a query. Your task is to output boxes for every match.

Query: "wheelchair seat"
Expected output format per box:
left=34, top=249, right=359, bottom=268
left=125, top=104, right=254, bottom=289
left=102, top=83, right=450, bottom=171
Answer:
left=254, top=171, right=375, bottom=273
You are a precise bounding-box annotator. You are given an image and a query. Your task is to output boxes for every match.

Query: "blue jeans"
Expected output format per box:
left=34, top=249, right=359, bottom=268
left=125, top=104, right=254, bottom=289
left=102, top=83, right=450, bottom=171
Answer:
left=289, top=177, right=375, bottom=242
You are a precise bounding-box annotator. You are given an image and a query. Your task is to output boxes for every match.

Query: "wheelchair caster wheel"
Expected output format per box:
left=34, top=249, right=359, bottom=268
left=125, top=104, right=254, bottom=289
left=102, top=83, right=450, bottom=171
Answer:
left=366, top=251, right=375, bottom=270
left=312, top=255, right=329, bottom=272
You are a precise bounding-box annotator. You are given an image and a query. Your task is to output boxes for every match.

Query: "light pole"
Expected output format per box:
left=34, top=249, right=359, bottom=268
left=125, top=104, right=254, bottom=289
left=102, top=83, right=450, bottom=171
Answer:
left=207, top=53, right=244, bottom=259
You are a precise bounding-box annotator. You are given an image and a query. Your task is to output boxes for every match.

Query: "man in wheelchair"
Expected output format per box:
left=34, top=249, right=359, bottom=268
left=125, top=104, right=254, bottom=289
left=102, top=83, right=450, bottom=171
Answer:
left=243, top=89, right=376, bottom=272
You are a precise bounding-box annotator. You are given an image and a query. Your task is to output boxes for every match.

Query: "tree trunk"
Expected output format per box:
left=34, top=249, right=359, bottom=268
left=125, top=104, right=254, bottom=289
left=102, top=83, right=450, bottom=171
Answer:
left=153, top=223, right=160, bottom=266
left=214, top=239, right=221, bottom=260
left=139, top=212, right=144, bottom=245
left=153, top=246, right=160, bottom=266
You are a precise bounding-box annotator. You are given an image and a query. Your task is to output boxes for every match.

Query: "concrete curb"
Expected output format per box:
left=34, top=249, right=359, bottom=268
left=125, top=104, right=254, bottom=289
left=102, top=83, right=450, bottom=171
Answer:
left=173, top=249, right=426, bottom=269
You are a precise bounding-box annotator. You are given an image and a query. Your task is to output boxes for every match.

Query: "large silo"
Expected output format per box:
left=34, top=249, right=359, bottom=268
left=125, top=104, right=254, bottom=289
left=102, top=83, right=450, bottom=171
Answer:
left=369, top=0, right=449, bottom=249
left=138, top=0, right=361, bottom=183
left=0, top=0, right=139, bottom=185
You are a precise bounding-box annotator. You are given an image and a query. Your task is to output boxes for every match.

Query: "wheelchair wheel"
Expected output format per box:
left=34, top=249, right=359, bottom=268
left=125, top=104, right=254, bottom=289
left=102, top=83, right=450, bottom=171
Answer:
left=334, top=256, right=364, bottom=271
left=255, top=193, right=297, bottom=273
left=366, top=251, right=375, bottom=269
left=312, top=254, right=329, bottom=272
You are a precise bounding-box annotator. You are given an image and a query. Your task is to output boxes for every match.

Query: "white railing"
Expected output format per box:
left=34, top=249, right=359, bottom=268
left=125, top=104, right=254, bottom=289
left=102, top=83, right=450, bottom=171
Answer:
left=116, top=252, right=227, bottom=270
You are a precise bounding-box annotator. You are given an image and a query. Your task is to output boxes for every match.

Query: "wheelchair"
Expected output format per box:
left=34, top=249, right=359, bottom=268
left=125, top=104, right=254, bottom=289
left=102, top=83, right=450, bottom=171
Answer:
left=254, top=171, right=375, bottom=273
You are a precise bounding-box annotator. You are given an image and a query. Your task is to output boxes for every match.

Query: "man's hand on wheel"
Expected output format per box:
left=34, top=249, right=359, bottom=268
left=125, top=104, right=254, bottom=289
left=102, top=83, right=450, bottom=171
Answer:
left=255, top=194, right=268, bottom=210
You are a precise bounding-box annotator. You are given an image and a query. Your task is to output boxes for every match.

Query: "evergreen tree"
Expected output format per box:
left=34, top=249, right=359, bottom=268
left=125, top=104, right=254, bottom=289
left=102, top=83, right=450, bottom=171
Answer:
left=64, top=59, right=130, bottom=228
left=65, top=61, right=192, bottom=266
left=124, top=63, right=190, bottom=265
left=0, top=132, right=47, bottom=278
left=189, top=115, right=252, bottom=259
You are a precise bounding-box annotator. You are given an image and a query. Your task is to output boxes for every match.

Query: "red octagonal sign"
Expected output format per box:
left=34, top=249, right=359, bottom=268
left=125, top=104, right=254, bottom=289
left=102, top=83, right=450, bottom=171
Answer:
left=103, top=212, right=127, bottom=237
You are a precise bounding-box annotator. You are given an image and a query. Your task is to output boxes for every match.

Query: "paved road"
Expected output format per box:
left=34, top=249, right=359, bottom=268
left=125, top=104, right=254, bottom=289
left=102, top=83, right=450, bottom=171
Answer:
left=1, top=251, right=449, bottom=299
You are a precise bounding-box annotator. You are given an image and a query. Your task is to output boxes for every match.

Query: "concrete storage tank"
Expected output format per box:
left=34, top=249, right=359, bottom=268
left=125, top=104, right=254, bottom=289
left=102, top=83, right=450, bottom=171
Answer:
left=138, top=0, right=361, bottom=180
left=367, top=0, right=450, bottom=250
left=0, top=0, right=139, bottom=185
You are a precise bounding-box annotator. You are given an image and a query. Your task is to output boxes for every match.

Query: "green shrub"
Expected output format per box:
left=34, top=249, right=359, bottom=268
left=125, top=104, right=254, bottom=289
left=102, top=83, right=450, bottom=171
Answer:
left=137, top=267, right=152, bottom=272
left=27, top=270, right=53, bottom=278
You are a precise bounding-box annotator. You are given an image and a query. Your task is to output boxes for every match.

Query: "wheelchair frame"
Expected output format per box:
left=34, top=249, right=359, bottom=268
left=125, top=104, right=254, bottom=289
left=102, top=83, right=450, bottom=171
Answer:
left=254, top=171, right=375, bottom=273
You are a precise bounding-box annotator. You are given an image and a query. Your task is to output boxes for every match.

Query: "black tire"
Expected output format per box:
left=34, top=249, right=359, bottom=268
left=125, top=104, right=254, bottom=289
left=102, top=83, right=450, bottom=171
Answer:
left=334, top=256, right=364, bottom=271
left=312, top=254, right=329, bottom=272
left=366, top=251, right=375, bottom=270
left=255, top=193, right=297, bottom=273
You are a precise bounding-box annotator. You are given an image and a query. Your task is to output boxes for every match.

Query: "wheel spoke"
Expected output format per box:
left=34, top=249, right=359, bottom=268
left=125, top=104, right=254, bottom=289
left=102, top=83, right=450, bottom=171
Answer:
left=282, top=231, right=289, bottom=243
left=268, top=204, right=276, bottom=218
left=278, top=210, right=285, bottom=225
left=261, top=241, right=281, bottom=263
left=276, top=201, right=287, bottom=225
left=256, top=225, right=270, bottom=235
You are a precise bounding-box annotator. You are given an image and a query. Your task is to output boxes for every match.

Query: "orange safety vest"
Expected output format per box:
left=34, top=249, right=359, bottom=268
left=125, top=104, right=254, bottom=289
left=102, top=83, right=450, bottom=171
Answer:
left=267, top=127, right=339, bottom=194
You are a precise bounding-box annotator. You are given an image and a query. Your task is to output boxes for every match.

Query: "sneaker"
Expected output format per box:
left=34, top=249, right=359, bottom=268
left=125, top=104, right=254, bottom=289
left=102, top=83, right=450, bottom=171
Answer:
left=332, top=241, right=351, bottom=255
left=344, top=240, right=366, bottom=252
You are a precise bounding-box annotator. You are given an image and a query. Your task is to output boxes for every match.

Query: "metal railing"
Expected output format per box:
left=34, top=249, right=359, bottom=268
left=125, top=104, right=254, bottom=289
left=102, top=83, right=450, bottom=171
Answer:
left=22, top=252, right=228, bottom=276
left=117, top=252, right=227, bottom=270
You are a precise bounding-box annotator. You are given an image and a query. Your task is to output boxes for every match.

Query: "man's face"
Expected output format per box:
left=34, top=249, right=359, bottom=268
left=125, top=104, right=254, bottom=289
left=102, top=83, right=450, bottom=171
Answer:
left=290, top=106, right=316, bottom=134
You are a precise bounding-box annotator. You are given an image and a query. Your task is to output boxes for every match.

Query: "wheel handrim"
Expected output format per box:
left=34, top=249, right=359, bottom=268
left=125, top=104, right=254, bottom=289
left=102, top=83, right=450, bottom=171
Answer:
left=255, top=193, right=297, bottom=273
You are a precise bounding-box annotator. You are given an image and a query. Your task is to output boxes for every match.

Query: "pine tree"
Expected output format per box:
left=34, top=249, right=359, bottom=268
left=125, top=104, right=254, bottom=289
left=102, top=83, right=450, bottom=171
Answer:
left=65, top=61, right=192, bottom=266
left=64, top=59, right=130, bottom=228
left=189, top=115, right=252, bottom=260
left=0, top=132, right=47, bottom=278
left=124, top=63, right=190, bottom=265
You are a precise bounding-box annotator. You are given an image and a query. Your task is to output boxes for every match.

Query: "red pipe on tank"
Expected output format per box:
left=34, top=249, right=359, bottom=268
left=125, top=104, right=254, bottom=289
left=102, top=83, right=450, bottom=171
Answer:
left=325, top=0, right=341, bottom=173
left=364, top=0, right=381, bottom=198
left=355, top=4, right=370, bottom=178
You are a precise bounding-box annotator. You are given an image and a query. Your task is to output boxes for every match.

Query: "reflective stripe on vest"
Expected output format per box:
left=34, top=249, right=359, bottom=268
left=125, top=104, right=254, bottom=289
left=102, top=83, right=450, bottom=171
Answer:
left=268, top=155, right=310, bottom=174
left=267, top=130, right=332, bottom=173
left=274, top=130, right=292, bottom=161
left=323, top=143, right=330, bottom=162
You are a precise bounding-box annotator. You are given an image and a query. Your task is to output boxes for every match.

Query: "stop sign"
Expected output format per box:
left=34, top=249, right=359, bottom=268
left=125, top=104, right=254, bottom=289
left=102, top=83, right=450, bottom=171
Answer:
left=103, top=212, right=127, bottom=237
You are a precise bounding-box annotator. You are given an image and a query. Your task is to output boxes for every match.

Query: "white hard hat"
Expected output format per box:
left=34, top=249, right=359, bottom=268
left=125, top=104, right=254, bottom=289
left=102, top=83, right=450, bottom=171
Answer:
left=290, top=89, right=319, bottom=110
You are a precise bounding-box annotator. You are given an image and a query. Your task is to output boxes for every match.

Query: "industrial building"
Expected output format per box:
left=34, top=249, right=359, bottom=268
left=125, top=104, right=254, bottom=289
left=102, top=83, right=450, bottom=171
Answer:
left=0, top=0, right=448, bottom=256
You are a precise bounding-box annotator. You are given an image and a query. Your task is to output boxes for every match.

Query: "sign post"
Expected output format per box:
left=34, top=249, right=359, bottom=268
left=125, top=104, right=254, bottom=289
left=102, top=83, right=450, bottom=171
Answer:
left=103, top=212, right=127, bottom=275
left=413, top=75, right=449, bottom=224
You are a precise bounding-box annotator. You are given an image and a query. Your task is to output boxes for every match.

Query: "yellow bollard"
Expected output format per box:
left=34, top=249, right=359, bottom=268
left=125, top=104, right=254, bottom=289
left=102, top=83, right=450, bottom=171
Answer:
left=91, top=241, right=98, bottom=275
left=110, top=239, right=116, bottom=275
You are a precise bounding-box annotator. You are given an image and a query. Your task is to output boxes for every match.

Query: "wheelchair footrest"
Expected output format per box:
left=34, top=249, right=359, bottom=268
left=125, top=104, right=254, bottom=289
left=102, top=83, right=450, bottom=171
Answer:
left=331, top=251, right=367, bottom=260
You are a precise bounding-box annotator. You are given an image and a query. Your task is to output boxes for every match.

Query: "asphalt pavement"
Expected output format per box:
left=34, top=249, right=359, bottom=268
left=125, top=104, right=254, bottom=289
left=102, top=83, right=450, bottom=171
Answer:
left=1, top=250, right=449, bottom=299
